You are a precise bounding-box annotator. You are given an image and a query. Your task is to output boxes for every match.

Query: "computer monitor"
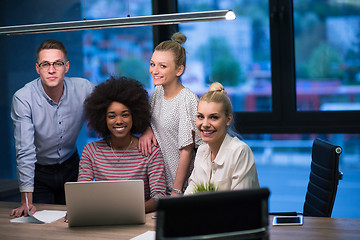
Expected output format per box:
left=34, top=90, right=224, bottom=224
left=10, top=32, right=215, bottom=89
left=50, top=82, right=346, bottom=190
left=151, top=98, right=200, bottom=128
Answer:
left=156, top=188, right=270, bottom=240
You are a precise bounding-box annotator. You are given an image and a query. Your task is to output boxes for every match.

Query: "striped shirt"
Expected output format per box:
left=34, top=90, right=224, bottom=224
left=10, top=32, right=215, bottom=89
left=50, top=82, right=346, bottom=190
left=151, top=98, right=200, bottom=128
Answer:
left=78, top=139, right=166, bottom=200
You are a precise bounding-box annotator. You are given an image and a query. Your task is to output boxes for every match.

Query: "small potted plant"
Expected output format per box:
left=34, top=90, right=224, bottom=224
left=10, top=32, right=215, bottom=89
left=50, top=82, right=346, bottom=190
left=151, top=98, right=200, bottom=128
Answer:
left=193, top=181, right=219, bottom=193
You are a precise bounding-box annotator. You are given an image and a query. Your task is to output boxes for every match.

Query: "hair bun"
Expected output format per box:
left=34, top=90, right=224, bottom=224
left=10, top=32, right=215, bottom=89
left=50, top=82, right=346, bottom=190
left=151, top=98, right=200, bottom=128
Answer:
left=171, top=32, right=187, bottom=45
left=208, top=82, right=227, bottom=94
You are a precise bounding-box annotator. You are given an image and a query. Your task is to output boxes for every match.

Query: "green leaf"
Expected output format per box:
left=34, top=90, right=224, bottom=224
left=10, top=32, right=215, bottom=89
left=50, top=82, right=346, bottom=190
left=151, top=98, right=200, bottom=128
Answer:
left=193, top=182, right=219, bottom=193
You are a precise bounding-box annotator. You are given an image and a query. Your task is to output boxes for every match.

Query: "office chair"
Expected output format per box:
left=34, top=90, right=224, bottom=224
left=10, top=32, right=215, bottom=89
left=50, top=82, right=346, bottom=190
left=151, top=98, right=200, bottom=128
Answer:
left=302, top=138, right=343, bottom=217
left=270, top=138, right=343, bottom=218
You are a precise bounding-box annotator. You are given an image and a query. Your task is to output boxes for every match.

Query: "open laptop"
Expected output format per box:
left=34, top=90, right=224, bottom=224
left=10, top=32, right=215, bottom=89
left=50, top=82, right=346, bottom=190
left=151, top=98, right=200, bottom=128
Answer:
left=65, top=180, right=145, bottom=227
left=156, top=188, right=270, bottom=240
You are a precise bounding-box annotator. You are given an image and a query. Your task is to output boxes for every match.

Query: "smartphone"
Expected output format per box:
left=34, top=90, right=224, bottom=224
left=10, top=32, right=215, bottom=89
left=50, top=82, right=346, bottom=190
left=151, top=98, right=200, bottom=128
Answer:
left=272, top=215, right=303, bottom=226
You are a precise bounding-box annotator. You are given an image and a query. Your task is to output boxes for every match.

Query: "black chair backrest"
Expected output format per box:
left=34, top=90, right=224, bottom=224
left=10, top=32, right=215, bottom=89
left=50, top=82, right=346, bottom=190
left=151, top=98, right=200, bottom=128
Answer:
left=156, top=188, right=270, bottom=240
left=303, top=138, right=343, bottom=217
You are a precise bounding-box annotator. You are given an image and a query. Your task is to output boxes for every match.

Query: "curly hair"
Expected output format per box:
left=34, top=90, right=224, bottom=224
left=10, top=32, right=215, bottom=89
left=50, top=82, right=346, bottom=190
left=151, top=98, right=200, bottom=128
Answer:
left=84, top=76, right=151, bottom=138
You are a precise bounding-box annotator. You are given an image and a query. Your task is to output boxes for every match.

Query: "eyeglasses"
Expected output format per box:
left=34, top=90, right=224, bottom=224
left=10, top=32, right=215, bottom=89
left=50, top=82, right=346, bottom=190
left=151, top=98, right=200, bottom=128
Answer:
left=37, top=61, right=66, bottom=70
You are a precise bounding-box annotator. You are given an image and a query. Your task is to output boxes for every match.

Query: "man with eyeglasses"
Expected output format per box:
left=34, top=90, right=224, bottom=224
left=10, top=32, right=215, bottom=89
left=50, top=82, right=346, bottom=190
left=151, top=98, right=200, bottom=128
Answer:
left=10, top=39, right=94, bottom=217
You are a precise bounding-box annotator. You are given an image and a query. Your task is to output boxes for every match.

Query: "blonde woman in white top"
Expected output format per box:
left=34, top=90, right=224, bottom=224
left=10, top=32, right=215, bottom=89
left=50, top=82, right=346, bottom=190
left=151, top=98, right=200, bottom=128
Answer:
left=184, top=82, right=259, bottom=194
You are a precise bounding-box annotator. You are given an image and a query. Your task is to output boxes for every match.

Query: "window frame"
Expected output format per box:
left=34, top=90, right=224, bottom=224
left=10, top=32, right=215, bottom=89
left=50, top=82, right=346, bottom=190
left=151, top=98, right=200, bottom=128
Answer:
left=156, top=0, right=360, bottom=133
left=234, top=0, right=360, bottom=134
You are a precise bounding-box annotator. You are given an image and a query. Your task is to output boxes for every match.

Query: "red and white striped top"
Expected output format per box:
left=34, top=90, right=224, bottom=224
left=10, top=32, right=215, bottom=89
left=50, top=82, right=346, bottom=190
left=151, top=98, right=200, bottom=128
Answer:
left=78, top=139, right=167, bottom=200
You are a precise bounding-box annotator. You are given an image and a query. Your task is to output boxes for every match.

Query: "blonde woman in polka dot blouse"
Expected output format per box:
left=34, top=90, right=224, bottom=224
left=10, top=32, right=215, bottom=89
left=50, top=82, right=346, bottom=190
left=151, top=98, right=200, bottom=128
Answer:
left=138, top=32, right=202, bottom=195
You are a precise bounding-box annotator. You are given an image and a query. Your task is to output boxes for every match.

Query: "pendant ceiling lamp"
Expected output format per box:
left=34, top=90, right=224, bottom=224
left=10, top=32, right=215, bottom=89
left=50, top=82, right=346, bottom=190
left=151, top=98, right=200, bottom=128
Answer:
left=0, top=10, right=236, bottom=36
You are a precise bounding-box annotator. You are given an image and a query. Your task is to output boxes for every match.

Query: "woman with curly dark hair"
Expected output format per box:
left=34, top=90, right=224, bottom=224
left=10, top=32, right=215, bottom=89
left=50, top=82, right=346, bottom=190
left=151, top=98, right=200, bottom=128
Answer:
left=78, top=76, right=166, bottom=213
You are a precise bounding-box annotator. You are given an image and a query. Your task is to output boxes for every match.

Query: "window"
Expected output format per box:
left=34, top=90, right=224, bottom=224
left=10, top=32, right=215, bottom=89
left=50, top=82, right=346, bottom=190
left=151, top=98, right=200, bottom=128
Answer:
left=179, top=0, right=271, bottom=112
left=82, top=0, right=153, bottom=88
left=294, top=1, right=360, bottom=111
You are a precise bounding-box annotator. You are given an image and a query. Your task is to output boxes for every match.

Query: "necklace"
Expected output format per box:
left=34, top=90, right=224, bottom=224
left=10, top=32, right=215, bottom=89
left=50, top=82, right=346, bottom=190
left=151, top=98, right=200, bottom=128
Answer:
left=109, top=136, right=133, bottom=160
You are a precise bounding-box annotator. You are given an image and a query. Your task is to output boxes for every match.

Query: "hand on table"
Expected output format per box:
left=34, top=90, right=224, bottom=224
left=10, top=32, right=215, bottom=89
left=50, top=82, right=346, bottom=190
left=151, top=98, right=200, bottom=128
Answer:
left=10, top=203, right=36, bottom=218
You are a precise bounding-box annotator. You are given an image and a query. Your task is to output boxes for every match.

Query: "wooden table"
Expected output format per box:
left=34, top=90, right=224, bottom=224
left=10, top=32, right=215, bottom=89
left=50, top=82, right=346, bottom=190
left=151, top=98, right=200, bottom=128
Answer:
left=270, top=216, right=360, bottom=240
left=1, top=201, right=155, bottom=240
left=1, top=201, right=360, bottom=240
